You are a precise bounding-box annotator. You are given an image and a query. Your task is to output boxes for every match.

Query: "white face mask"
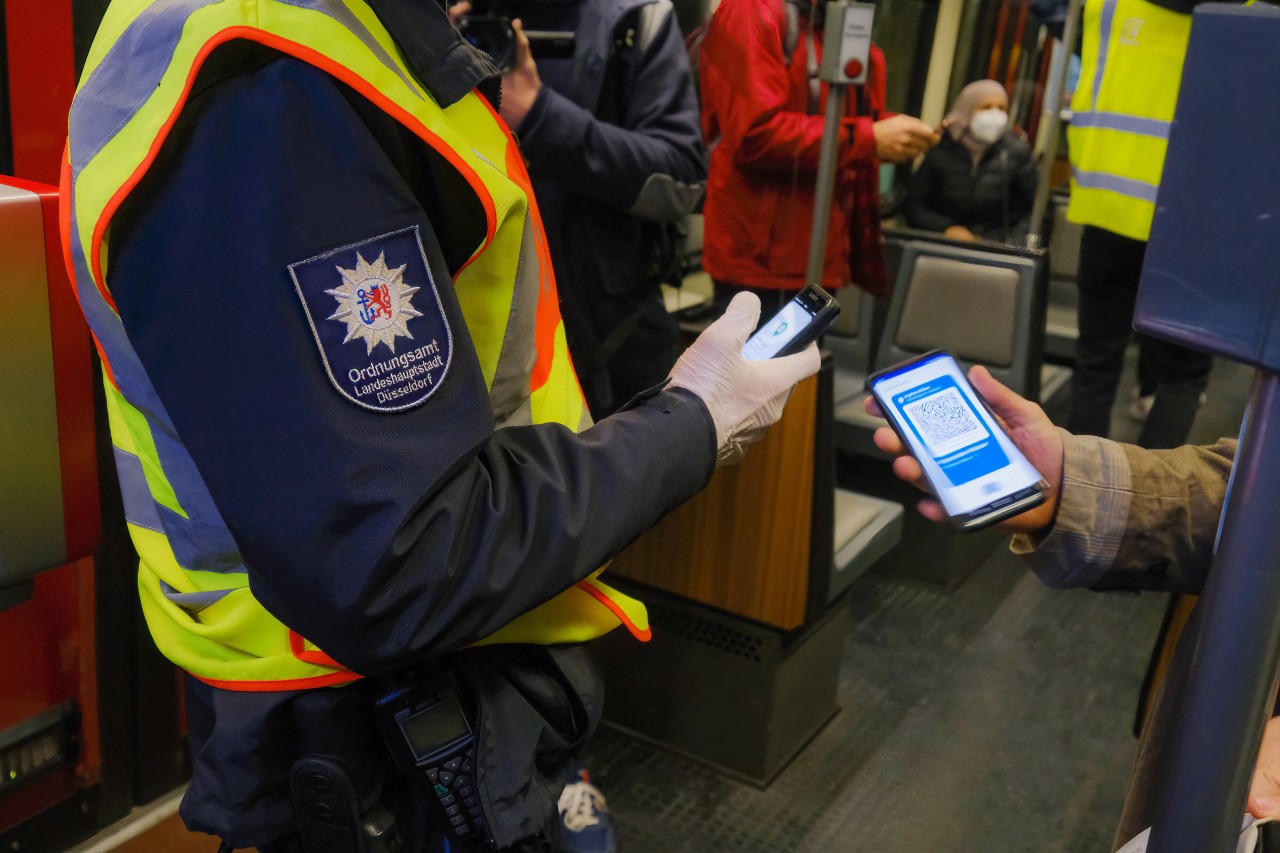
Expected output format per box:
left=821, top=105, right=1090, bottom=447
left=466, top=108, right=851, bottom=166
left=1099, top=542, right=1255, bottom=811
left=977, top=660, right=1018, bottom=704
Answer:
left=969, top=108, right=1008, bottom=144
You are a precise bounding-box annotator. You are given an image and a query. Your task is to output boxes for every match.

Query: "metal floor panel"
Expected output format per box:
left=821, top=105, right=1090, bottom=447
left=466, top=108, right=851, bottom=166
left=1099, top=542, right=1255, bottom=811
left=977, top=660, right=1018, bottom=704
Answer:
left=581, top=549, right=1169, bottom=852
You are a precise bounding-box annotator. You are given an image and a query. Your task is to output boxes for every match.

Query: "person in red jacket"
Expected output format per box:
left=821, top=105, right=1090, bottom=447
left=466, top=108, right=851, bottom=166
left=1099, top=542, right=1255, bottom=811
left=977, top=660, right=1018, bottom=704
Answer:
left=699, top=0, right=937, bottom=317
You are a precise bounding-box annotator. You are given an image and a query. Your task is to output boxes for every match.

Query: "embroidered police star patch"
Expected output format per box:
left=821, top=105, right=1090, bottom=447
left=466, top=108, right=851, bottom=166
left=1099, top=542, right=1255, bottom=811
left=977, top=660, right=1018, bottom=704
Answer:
left=289, top=226, right=452, bottom=412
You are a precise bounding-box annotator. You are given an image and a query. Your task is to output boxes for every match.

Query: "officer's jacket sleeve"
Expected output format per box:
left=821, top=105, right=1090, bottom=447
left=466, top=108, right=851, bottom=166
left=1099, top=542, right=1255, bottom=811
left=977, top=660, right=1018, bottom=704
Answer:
left=108, top=55, right=716, bottom=676
left=515, top=5, right=706, bottom=222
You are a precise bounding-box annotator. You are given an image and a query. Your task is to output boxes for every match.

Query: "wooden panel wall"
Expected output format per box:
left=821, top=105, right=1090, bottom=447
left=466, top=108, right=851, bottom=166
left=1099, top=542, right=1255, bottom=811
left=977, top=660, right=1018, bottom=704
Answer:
left=610, top=375, right=818, bottom=630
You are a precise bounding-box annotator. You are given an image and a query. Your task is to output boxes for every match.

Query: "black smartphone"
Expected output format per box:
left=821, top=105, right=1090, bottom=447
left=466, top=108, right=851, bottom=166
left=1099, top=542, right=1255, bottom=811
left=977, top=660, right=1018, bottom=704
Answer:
left=866, top=350, right=1048, bottom=531
left=741, top=284, right=840, bottom=360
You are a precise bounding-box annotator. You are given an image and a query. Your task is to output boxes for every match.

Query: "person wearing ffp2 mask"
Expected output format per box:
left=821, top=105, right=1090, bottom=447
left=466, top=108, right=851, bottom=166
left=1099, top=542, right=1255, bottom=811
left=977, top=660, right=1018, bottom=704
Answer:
left=904, top=79, right=1039, bottom=246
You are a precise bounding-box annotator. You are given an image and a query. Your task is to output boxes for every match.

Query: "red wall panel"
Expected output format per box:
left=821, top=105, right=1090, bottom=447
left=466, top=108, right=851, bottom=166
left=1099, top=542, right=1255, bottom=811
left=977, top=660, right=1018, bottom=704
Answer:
left=4, top=0, right=76, bottom=183
left=1, top=0, right=102, bottom=834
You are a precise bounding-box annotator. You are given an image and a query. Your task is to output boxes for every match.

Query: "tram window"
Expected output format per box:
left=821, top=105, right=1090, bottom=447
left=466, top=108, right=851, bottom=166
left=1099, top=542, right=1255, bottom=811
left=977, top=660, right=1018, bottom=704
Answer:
left=873, top=0, right=940, bottom=118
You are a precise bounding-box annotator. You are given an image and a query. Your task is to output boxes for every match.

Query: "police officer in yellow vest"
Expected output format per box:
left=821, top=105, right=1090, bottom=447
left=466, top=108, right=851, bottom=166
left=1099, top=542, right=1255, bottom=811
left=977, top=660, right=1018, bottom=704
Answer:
left=62, top=0, right=818, bottom=849
left=1065, top=0, right=1214, bottom=448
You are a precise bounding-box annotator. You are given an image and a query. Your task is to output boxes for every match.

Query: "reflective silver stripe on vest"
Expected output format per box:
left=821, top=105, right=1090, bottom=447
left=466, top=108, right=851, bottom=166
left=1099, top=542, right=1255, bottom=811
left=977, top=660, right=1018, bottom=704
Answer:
left=490, top=213, right=540, bottom=426
left=70, top=0, right=224, bottom=171
left=1071, top=110, right=1170, bottom=139
left=71, top=0, right=420, bottom=173
left=275, top=0, right=424, bottom=98
left=160, top=581, right=235, bottom=614
left=1088, top=0, right=1119, bottom=112
left=1073, top=167, right=1159, bottom=203
left=112, top=446, right=165, bottom=532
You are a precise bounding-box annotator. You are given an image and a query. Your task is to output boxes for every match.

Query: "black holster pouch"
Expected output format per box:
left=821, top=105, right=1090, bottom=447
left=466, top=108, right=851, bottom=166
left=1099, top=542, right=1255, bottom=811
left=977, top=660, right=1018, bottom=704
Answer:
left=289, top=684, right=400, bottom=853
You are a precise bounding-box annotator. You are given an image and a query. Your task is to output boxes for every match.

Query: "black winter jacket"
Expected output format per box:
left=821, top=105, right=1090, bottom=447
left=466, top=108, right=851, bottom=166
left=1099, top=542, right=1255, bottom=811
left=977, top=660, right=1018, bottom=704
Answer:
left=904, top=132, right=1038, bottom=245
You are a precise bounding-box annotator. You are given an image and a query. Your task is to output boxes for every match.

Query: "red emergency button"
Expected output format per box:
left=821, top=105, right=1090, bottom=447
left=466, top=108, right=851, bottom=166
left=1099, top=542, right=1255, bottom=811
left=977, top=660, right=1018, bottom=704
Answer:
left=844, top=58, right=864, bottom=79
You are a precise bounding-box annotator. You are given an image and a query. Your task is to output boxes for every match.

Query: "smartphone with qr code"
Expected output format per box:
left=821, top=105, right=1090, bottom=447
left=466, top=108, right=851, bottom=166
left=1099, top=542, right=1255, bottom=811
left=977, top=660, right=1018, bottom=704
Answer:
left=867, top=350, right=1048, bottom=531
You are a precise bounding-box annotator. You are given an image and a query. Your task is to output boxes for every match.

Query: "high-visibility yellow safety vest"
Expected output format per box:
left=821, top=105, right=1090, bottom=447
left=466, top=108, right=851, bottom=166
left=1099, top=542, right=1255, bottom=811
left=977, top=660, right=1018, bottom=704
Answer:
left=1067, top=0, right=1192, bottom=242
left=63, top=0, right=650, bottom=692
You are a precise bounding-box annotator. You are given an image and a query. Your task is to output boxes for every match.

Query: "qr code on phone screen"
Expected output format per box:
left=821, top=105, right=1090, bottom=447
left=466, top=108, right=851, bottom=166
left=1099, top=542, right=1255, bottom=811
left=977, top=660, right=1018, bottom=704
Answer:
left=903, top=389, right=982, bottom=445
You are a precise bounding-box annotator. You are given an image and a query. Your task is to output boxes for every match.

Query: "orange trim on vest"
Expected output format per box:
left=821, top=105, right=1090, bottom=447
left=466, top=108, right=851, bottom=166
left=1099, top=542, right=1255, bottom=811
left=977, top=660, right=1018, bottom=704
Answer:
left=288, top=629, right=348, bottom=670
left=194, top=668, right=364, bottom=692
left=59, top=152, right=119, bottom=389
left=575, top=580, right=652, bottom=642
left=83, top=26, right=500, bottom=319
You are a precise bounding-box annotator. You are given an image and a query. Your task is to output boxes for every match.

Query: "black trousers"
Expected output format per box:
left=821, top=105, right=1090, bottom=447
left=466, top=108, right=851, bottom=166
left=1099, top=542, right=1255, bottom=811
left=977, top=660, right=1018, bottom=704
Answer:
left=1067, top=225, right=1213, bottom=449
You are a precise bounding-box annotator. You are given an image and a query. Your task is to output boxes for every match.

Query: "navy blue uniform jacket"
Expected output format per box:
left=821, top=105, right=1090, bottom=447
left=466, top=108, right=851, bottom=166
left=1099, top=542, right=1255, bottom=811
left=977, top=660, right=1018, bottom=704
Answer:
left=106, top=0, right=715, bottom=844
left=514, top=0, right=706, bottom=415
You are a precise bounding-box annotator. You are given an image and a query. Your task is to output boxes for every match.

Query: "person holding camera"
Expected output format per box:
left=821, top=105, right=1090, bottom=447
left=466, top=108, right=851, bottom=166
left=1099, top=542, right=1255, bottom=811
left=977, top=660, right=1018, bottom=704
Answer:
left=453, top=0, right=705, bottom=420
left=62, top=0, right=817, bottom=851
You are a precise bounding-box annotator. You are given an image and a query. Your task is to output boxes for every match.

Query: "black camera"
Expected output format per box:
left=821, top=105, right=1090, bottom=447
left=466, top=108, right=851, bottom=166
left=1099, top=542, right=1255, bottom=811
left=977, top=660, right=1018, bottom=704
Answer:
left=455, top=13, right=575, bottom=71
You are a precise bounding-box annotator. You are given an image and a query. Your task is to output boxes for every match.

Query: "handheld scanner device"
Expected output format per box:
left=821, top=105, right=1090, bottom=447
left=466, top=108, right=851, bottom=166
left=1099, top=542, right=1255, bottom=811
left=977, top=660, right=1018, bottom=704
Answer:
left=742, top=284, right=840, bottom=360
left=373, top=672, right=489, bottom=844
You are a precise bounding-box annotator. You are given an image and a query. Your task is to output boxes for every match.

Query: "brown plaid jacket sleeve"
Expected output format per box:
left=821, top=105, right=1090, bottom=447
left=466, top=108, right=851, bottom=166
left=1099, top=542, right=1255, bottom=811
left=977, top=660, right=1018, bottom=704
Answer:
left=1011, top=431, right=1237, bottom=594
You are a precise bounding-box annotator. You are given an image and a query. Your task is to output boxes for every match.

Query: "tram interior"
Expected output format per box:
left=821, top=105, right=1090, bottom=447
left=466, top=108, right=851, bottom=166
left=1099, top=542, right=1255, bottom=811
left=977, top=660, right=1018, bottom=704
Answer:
left=0, top=0, right=1258, bottom=851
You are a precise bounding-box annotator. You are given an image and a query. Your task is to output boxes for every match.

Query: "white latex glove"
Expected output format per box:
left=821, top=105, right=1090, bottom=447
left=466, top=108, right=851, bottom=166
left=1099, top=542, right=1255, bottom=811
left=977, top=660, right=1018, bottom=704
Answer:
left=670, top=292, right=821, bottom=465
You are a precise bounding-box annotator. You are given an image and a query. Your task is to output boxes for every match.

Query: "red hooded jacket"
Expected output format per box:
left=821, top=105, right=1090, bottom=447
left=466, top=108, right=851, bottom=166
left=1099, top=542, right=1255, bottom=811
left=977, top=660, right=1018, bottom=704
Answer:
left=699, top=0, right=889, bottom=293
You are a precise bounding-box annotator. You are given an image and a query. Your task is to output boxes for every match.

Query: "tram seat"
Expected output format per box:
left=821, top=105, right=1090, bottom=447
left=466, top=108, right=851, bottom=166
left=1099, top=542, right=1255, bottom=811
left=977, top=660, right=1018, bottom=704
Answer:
left=832, top=487, right=902, bottom=601
left=832, top=233, right=1069, bottom=460
left=823, top=289, right=906, bottom=596
left=827, top=286, right=885, bottom=458
left=1045, top=194, right=1082, bottom=363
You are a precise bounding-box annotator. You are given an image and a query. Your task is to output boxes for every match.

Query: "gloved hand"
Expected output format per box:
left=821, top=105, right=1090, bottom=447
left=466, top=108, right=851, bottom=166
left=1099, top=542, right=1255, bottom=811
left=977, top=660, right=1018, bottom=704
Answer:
left=670, top=292, right=821, bottom=465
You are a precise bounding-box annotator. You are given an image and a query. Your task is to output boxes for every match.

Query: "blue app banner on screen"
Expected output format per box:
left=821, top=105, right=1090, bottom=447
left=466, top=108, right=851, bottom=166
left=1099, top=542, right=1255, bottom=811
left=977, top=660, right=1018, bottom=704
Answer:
left=890, top=375, right=1009, bottom=487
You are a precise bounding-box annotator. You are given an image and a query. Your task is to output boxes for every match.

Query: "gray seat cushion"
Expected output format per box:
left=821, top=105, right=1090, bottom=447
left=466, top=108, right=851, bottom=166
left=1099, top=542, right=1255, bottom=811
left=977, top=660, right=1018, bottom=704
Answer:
left=895, top=256, right=1020, bottom=367
left=831, top=489, right=904, bottom=597
left=834, top=489, right=884, bottom=553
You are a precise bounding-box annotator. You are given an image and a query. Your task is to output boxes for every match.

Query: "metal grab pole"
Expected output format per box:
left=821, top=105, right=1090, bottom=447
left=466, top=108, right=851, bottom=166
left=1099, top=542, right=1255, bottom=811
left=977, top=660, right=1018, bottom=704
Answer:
left=1025, top=0, right=1081, bottom=251
left=1147, top=373, right=1280, bottom=853
left=804, top=85, right=848, bottom=289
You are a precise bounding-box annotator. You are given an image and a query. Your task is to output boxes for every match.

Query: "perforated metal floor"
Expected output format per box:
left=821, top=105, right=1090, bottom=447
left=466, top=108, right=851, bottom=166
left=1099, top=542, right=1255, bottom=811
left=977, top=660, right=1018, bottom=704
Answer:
left=582, top=549, right=1167, bottom=853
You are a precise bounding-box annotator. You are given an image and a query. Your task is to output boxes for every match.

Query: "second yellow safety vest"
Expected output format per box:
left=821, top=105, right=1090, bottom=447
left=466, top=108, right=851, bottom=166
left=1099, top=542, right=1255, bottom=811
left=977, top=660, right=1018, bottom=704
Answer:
left=63, top=0, right=651, bottom=692
left=1067, top=0, right=1192, bottom=242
